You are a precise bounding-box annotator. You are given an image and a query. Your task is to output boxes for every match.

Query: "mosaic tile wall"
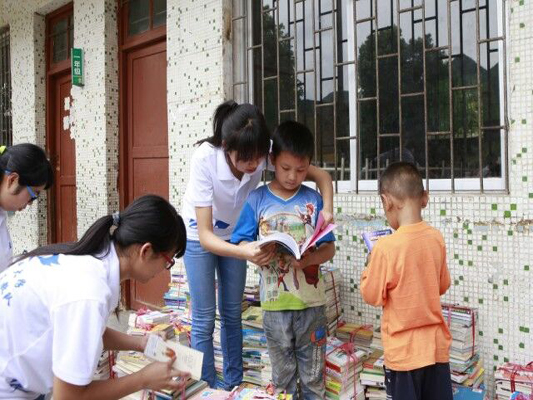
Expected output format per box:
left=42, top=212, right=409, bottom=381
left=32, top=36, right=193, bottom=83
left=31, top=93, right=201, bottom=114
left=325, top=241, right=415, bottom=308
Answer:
left=167, top=0, right=232, bottom=207
left=1, top=0, right=64, bottom=253
left=167, top=0, right=532, bottom=394
left=1, top=0, right=531, bottom=396
left=2, top=0, right=118, bottom=252
left=70, top=0, right=119, bottom=236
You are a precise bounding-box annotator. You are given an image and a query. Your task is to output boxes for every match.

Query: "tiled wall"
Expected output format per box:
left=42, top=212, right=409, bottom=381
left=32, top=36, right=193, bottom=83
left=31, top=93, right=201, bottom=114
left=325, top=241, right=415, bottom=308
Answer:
left=168, top=1, right=532, bottom=394
left=2, top=0, right=531, bottom=395
left=2, top=0, right=118, bottom=250
left=70, top=0, right=119, bottom=236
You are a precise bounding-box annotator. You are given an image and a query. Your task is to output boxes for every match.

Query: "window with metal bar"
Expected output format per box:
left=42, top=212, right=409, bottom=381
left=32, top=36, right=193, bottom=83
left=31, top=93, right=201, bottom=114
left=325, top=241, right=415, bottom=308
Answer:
left=232, top=0, right=508, bottom=193
left=0, top=28, right=11, bottom=147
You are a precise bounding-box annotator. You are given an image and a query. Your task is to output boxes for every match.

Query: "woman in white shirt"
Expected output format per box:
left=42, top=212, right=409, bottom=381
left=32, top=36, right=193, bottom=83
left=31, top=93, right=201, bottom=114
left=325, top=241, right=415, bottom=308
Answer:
left=182, top=101, right=334, bottom=389
left=0, top=195, right=189, bottom=400
left=0, top=144, right=54, bottom=273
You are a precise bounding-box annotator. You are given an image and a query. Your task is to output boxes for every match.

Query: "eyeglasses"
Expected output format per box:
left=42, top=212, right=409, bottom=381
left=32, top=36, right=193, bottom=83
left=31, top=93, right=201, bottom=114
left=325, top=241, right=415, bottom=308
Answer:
left=161, top=253, right=176, bottom=270
left=26, top=185, right=38, bottom=203
left=4, top=170, right=39, bottom=204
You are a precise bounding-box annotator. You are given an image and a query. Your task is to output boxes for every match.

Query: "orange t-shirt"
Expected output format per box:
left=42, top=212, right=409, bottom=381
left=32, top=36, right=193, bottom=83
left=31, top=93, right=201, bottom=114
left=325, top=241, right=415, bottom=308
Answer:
left=360, top=221, right=452, bottom=371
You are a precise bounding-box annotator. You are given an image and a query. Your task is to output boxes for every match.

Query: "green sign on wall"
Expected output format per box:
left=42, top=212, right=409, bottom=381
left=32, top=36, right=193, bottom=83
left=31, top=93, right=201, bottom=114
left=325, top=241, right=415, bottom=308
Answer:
left=71, top=48, right=84, bottom=87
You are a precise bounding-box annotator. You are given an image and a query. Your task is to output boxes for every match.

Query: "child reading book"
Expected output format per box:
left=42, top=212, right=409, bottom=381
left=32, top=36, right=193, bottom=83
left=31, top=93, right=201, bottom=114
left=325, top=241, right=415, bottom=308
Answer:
left=231, top=121, right=336, bottom=399
left=360, top=162, right=453, bottom=400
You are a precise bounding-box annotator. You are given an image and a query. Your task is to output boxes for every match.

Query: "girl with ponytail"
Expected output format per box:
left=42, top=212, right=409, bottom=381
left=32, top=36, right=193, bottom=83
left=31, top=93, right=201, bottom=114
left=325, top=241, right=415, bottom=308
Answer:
left=0, top=195, right=189, bottom=400
left=181, top=100, right=334, bottom=389
left=0, top=143, right=54, bottom=272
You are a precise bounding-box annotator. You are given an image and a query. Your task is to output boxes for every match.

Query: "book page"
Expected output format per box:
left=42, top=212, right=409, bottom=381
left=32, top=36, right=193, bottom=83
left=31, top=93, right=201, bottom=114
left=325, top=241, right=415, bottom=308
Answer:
left=301, top=213, right=337, bottom=253
left=144, top=335, right=203, bottom=380
left=258, top=231, right=301, bottom=259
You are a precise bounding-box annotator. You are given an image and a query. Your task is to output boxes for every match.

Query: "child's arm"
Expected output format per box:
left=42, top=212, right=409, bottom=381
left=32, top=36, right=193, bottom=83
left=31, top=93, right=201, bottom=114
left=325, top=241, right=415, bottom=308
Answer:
left=197, top=206, right=274, bottom=265
left=52, top=357, right=189, bottom=400
left=230, top=201, right=276, bottom=265
left=306, top=165, right=334, bottom=227
left=360, top=246, right=391, bottom=306
left=291, top=242, right=335, bottom=270
left=103, top=327, right=145, bottom=352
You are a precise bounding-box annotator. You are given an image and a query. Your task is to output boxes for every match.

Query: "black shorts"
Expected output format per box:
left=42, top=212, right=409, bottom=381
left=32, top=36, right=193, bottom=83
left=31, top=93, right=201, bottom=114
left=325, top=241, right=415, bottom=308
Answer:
left=384, top=362, right=453, bottom=400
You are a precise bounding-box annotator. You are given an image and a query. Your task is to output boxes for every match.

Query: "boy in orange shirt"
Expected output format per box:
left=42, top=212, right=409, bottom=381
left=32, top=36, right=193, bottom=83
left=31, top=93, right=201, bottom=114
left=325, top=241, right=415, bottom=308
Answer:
left=360, top=162, right=453, bottom=400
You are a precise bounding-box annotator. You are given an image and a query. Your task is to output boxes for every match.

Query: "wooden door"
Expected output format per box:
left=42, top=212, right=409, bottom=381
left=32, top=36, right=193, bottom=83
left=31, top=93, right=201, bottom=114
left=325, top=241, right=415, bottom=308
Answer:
left=126, top=40, right=169, bottom=309
left=46, top=4, right=76, bottom=244
left=51, top=73, right=77, bottom=243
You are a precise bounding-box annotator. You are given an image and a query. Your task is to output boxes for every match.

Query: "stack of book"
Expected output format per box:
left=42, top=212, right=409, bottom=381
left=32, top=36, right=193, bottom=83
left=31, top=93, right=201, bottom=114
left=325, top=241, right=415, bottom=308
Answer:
left=113, top=348, right=208, bottom=399
left=336, top=323, right=373, bottom=350
left=243, top=284, right=261, bottom=303
left=360, top=349, right=386, bottom=400
left=325, top=336, right=369, bottom=400
left=370, top=326, right=383, bottom=351
left=164, top=264, right=190, bottom=312
left=442, top=305, right=483, bottom=390
left=241, top=306, right=272, bottom=387
left=212, top=294, right=258, bottom=386
left=93, top=350, right=114, bottom=380
left=494, top=362, right=533, bottom=400
left=322, top=266, right=343, bottom=335
left=126, top=308, right=188, bottom=345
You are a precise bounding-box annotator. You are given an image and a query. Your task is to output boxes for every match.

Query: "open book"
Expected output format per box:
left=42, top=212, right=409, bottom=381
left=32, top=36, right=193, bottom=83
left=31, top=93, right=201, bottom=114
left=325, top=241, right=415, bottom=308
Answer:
left=258, top=213, right=336, bottom=260
left=144, top=335, right=203, bottom=380
left=361, top=229, right=392, bottom=252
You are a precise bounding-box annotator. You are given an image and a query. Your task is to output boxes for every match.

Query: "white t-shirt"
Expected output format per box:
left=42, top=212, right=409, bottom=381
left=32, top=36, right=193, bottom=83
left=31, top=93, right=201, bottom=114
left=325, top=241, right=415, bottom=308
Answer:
left=182, top=142, right=268, bottom=241
left=0, top=244, right=120, bottom=399
left=0, top=210, right=13, bottom=273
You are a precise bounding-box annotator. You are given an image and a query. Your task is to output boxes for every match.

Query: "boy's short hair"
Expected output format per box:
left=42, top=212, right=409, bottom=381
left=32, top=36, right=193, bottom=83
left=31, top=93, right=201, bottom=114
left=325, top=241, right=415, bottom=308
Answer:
left=379, top=162, right=424, bottom=199
left=272, top=121, right=314, bottom=161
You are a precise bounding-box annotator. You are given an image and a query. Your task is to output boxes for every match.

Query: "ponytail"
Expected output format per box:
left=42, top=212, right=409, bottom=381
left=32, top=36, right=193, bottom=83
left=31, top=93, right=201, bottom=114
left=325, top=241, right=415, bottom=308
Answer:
left=15, top=195, right=186, bottom=263
left=0, top=144, right=54, bottom=189
left=196, top=100, right=271, bottom=162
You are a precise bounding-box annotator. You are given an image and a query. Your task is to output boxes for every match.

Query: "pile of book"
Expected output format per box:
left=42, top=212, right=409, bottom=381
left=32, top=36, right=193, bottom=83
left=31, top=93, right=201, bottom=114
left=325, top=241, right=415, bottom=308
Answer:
left=370, top=327, right=383, bottom=351
left=113, top=351, right=209, bottom=399
left=322, top=266, right=343, bottom=335
left=360, top=349, right=386, bottom=400
left=126, top=308, right=188, bottom=345
left=244, top=284, right=261, bottom=303
left=212, top=291, right=258, bottom=386
left=241, top=306, right=272, bottom=386
left=336, top=323, right=373, bottom=350
left=442, top=304, right=484, bottom=390
left=164, top=263, right=190, bottom=312
left=93, top=350, right=114, bottom=380
left=494, top=362, right=533, bottom=400
left=325, top=336, right=369, bottom=400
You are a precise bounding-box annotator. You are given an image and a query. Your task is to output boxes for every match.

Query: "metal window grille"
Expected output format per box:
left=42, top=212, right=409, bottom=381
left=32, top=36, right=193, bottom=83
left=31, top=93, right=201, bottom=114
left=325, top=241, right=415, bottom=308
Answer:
left=0, top=28, right=11, bottom=147
left=232, top=0, right=508, bottom=193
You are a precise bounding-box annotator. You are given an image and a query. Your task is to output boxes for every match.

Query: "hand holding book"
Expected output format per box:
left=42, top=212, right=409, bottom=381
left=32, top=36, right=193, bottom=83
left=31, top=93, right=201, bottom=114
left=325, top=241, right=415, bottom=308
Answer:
left=361, top=229, right=393, bottom=252
left=143, top=334, right=203, bottom=381
left=139, top=355, right=190, bottom=392
left=258, top=213, right=336, bottom=259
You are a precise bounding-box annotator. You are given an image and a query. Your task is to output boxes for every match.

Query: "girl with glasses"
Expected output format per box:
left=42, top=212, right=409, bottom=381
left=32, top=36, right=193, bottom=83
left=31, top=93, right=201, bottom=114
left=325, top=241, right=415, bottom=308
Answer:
left=0, top=144, right=54, bottom=273
left=0, top=195, right=189, bottom=400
